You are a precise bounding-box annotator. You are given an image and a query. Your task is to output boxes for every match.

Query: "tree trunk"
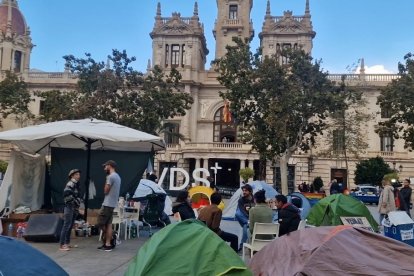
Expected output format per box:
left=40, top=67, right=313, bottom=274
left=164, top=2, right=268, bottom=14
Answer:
left=280, top=154, right=290, bottom=195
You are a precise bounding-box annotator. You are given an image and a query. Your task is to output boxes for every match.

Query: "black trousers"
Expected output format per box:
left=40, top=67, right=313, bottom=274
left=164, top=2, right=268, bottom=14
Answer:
left=219, top=231, right=239, bottom=252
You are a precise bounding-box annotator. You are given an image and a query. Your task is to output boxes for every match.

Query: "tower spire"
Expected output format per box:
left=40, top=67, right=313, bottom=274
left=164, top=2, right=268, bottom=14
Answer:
left=193, top=1, right=198, bottom=16
left=156, top=2, right=161, bottom=17
left=266, top=0, right=271, bottom=16
left=360, top=58, right=365, bottom=75
left=305, top=0, right=310, bottom=15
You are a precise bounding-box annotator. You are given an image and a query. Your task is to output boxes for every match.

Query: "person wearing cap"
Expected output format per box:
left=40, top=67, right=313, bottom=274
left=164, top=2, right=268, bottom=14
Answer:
left=98, top=160, right=121, bottom=251
left=59, top=169, right=82, bottom=251
left=235, top=184, right=254, bottom=249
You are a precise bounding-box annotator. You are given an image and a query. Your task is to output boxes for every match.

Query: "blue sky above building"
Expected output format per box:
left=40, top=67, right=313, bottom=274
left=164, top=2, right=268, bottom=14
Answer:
left=19, top=0, right=414, bottom=74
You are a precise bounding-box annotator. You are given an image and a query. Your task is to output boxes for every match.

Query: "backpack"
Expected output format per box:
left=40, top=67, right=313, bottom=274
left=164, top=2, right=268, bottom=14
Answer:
left=110, top=231, right=121, bottom=248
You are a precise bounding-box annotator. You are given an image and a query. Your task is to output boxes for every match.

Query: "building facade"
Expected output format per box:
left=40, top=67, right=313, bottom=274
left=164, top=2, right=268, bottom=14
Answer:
left=0, top=0, right=411, bottom=193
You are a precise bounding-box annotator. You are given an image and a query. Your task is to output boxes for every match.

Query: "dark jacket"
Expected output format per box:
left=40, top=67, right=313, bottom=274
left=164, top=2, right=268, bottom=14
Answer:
left=278, top=203, right=301, bottom=236
left=400, top=186, right=412, bottom=211
left=237, top=196, right=254, bottom=218
left=63, top=179, right=81, bottom=210
left=395, top=189, right=409, bottom=212
left=172, top=201, right=195, bottom=221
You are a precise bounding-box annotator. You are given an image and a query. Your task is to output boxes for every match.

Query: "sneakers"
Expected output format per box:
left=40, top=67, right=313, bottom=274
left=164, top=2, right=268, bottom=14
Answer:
left=59, top=245, right=70, bottom=251
left=98, top=244, right=113, bottom=252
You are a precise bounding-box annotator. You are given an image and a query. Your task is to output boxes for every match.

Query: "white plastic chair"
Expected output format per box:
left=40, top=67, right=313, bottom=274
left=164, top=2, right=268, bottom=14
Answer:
left=297, top=220, right=306, bottom=230
left=124, top=202, right=140, bottom=239
left=242, top=222, right=279, bottom=261
left=99, top=208, right=124, bottom=241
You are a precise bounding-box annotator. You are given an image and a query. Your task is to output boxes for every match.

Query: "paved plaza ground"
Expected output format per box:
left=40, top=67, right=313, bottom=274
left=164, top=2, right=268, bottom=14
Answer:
left=24, top=205, right=393, bottom=275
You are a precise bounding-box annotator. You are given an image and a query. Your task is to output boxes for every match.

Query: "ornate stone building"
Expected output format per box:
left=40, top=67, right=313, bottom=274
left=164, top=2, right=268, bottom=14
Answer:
left=0, top=0, right=411, bottom=193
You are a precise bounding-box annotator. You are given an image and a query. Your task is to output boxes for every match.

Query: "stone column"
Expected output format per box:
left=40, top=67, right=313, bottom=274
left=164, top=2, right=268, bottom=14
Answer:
left=181, top=85, right=192, bottom=142
left=191, top=86, right=199, bottom=142
left=203, top=158, right=209, bottom=178
left=195, top=158, right=201, bottom=185
left=240, top=159, right=246, bottom=182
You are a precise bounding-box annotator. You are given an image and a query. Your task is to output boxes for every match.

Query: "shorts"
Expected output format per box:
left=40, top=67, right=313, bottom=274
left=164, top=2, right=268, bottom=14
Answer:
left=97, top=206, right=114, bottom=227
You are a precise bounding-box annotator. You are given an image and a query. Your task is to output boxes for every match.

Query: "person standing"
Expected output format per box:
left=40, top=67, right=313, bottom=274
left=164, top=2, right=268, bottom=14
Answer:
left=198, top=193, right=239, bottom=252
left=275, top=195, right=301, bottom=236
left=235, top=184, right=254, bottom=249
left=59, top=169, right=82, bottom=251
left=378, top=179, right=396, bottom=223
left=249, top=190, right=273, bottom=239
left=97, top=160, right=121, bottom=252
left=400, top=179, right=412, bottom=217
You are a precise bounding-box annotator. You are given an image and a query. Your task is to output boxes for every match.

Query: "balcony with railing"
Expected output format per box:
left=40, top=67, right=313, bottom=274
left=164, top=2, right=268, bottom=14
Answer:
left=327, top=74, right=400, bottom=87
left=367, top=151, right=409, bottom=159
left=182, top=142, right=252, bottom=152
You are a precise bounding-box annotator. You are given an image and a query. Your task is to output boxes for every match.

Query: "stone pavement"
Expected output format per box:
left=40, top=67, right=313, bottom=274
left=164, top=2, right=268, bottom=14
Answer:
left=28, top=235, right=147, bottom=276
left=26, top=219, right=245, bottom=276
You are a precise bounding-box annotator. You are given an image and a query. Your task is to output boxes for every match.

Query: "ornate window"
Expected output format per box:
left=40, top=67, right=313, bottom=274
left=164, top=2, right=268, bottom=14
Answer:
left=213, top=107, right=237, bottom=142
left=171, top=44, right=180, bottom=67
left=229, top=5, right=238, bottom=19
left=164, top=123, right=180, bottom=145
left=14, top=50, right=22, bottom=73
left=333, top=129, right=345, bottom=153
left=380, top=133, right=394, bottom=152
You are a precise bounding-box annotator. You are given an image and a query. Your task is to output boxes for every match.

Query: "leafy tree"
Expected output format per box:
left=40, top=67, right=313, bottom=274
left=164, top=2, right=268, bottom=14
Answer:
left=312, top=176, right=324, bottom=192
left=0, top=71, right=33, bottom=127
left=377, top=53, right=414, bottom=149
left=239, top=167, right=254, bottom=183
left=354, top=157, right=393, bottom=186
left=34, top=90, right=77, bottom=122
left=0, top=160, right=7, bottom=174
left=214, top=38, right=341, bottom=194
left=322, top=77, right=373, bottom=188
left=36, top=50, right=193, bottom=135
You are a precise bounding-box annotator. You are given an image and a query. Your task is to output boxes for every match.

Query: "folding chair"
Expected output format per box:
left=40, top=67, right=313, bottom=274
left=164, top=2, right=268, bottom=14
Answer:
left=124, top=202, right=140, bottom=239
left=142, top=193, right=166, bottom=237
left=297, top=220, right=306, bottom=230
left=242, top=222, right=279, bottom=261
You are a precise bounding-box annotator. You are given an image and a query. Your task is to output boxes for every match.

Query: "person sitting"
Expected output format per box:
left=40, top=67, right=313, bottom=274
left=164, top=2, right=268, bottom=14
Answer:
left=172, top=190, right=195, bottom=221
left=198, top=193, right=239, bottom=252
left=249, top=190, right=273, bottom=239
left=235, top=184, right=254, bottom=248
left=275, top=195, right=301, bottom=236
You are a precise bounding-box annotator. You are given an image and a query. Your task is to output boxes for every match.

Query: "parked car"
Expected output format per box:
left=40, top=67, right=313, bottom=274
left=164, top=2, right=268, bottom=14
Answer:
left=350, top=185, right=380, bottom=204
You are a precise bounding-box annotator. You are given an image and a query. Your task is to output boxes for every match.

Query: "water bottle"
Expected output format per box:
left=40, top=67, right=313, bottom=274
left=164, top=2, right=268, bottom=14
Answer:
left=16, top=226, right=23, bottom=239
left=125, top=193, right=130, bottom=206
left=8, top=223, right=14, bottom=237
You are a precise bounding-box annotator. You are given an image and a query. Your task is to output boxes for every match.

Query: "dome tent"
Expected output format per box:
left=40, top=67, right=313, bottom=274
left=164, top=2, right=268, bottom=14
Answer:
left=307, top=194, right=378, bottom=231
left=126, top=219, right=251, bottom=276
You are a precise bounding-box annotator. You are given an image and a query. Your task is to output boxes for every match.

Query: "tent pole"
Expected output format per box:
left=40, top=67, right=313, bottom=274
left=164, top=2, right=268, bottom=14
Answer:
left=84, top=141, right=91, bottom=221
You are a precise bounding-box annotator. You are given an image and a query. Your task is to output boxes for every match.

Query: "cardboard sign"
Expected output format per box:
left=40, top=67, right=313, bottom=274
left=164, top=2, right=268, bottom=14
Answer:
left=340, top=216, right=374, bottom=232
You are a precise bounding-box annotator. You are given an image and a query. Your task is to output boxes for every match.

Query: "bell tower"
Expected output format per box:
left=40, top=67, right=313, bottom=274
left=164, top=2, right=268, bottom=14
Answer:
left=213, top=0, right=254, bottom=59
left=260, top=0, right=315, bottom=57
left=0, top=0, right=33, bottom=76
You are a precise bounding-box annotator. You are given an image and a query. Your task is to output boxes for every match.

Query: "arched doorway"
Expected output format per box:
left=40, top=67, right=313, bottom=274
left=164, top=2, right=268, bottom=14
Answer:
left=213, top=107, right=237, bottom=142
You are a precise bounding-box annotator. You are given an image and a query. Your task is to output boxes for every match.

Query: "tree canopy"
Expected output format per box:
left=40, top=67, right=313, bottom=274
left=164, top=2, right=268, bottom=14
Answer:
left=354, top=157, right=393, bottom=186
left=0, top=71, right=32, bottom=127
left=214, top=38, right=341, bottom=194
left=36, top=49, right=193, bottom=135
left=377, top=52, right=414, bottom=149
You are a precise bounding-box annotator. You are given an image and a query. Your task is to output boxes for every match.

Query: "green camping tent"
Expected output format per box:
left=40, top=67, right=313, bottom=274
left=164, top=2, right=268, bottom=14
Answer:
left=126, top=219, right=252, bottom=276
left=307, top=194, right=379, bottom=232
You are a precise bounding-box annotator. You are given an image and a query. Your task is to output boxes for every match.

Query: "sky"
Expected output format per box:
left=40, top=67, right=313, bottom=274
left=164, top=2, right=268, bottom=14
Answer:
left=17, top=0, right=414, bottom=74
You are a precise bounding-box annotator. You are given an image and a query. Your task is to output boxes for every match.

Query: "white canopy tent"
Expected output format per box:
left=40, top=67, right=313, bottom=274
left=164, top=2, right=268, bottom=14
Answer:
left=0, top=118, right=165, bottom=218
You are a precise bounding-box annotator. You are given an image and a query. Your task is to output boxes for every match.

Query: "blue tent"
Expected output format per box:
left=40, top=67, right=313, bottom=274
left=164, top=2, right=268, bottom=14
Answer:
left=287, top=192, right=312, bottom=220
left=0, top=236, right=68, bottom=276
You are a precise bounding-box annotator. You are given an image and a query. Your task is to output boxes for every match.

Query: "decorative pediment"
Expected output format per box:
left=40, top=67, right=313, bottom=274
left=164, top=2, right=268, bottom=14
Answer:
left=272, top=11, right=306, bottom=33
left=158, top=12, right=193, bottom=35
